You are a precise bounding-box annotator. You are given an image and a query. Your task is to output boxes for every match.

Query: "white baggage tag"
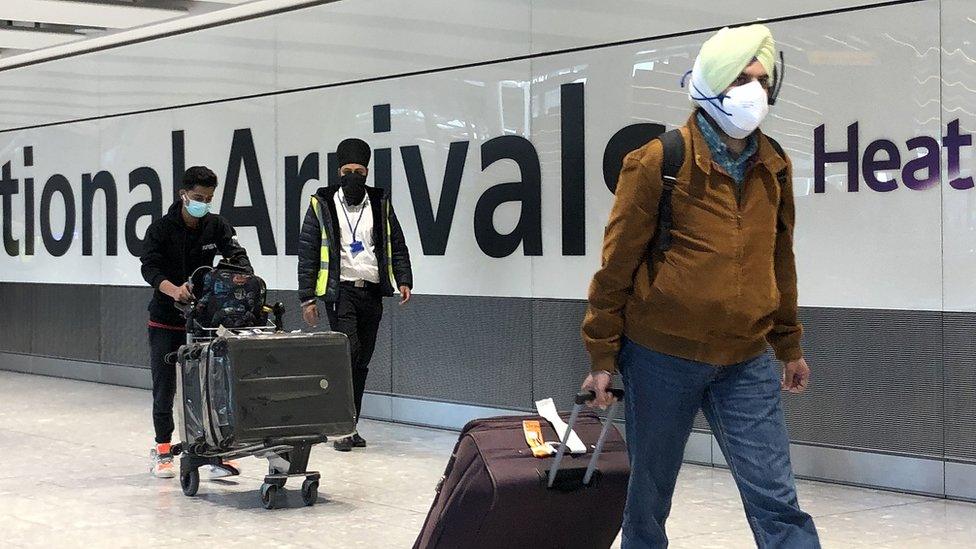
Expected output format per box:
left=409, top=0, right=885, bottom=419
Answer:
left=535, top=398, right=587, bottom=455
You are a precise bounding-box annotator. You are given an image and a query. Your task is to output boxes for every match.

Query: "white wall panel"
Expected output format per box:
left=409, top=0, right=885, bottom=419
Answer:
left=0, top=0, right=965, bottom=311
left=96, top=110, right=175, bottom=286
left=274, top=0, right=530, bottom=90
left=777, top=2, right=944, bottom=310
left=941, top=0, right=976, bottom=312
left=0, top=56, right=99, bottom=129
left=529, top=0, right=892, bottom=54
left=173, top=97, right=280, bottom=287
left=529, top=34, right=699, bottom=299
left=1, top=122, right=102, bottom=283
left=276, top=60, right=534, bottom=296
left=95, top=21, right=277, bottom=116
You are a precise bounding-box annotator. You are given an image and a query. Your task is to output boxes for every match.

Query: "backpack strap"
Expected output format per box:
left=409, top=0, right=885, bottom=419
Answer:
left=765, top=135, right=792, bottom=233
left=766, top=135, right=789, bottom=186
left=651, top=129, right=684, bottom=254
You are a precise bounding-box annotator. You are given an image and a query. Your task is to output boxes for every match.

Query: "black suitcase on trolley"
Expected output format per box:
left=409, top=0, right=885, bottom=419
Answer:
left=175, top=330, right=356, bottom=508
left=178, top=331, right=356, bottom=450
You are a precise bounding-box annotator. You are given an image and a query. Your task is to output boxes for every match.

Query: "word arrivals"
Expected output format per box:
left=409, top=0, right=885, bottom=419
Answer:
left=0, top=84, right=669, bottom=261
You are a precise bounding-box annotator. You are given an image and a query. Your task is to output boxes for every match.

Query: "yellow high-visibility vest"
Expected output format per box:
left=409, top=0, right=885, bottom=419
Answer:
left=310, top=196, right=330, bottom=297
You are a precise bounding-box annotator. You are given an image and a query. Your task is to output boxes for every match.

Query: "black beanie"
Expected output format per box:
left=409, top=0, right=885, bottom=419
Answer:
left=336, top=138, right=371, bottom=168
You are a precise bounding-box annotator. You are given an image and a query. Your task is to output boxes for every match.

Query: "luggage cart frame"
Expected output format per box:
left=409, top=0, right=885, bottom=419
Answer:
left=171, top=302, right=329, bottom=509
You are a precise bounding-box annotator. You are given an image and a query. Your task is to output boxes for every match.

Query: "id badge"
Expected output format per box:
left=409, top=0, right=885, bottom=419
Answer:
left=350, top=240, right=365, bottom=255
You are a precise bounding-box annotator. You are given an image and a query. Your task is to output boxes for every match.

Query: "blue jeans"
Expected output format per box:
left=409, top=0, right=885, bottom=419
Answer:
left=619, top=339, right=820, bottom=549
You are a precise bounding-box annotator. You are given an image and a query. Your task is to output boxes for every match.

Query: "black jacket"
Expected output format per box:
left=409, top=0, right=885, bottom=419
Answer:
left=297, top=185, right=412, bottom=303
left=140, top=201, right=252, bottom=326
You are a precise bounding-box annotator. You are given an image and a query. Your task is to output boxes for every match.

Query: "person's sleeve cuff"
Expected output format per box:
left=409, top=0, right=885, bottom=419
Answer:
left=773, top=343, right=803, bottom=362
left=590, top=353, right=618, bottom=375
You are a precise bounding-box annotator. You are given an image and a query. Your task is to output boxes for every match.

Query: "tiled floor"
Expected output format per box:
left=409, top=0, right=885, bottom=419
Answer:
left=1, top=370, right=974, bottom=548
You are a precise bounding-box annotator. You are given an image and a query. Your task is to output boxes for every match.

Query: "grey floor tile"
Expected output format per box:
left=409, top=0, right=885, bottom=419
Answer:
left=2, top=370, right=976, bottom=549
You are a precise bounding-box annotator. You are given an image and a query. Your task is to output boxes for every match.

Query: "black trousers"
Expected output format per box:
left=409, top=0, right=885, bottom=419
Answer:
left=325, top=283, right=384, bottom=420
left=149, top=326, right=185, bottom=444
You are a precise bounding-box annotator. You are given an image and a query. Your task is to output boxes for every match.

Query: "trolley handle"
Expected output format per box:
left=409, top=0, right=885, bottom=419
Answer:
left=546, top=388, right=624, bottom=490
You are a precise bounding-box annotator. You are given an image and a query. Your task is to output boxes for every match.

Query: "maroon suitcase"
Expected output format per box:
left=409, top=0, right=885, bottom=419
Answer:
left=414, top=391, right=629, bottom=549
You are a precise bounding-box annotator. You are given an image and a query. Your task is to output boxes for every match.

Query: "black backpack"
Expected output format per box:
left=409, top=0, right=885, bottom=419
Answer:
left=189, top=262, right=267, bottom=329
left=648, top=129, right=788, bottom=259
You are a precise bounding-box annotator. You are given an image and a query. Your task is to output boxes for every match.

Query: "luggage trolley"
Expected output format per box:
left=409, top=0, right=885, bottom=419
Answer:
left=170, top=301, right=338, bottom=509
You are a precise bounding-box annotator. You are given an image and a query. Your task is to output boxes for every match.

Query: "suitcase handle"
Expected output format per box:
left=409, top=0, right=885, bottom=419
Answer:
left=575, top=389, right=624, bottom=406
left=546, top=389, right=624, bottom=489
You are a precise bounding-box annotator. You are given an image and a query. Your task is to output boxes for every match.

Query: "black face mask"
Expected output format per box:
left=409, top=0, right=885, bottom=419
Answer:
left=340, top=172, right=367, bottom=205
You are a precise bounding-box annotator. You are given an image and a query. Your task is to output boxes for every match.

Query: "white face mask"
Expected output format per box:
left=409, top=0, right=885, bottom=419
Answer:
left=688, top=61, right=770, bottom=140
left=716, top=80, right=769, bottom=139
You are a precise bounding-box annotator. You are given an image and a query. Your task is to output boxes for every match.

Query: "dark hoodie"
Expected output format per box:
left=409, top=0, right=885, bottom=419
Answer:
left=140, top=201, right=251, bottom=326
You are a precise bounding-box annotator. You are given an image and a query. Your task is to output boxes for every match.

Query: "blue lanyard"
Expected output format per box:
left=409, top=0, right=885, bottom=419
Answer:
left=339, top=191, right=367, bottom=242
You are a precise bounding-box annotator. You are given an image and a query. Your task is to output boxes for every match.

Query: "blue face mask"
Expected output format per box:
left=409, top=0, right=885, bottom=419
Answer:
left=184, top=195, right=210, bottom=218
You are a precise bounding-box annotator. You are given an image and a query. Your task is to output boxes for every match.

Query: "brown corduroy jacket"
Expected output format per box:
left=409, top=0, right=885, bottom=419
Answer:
left=583, top=114, right=803, bottom=372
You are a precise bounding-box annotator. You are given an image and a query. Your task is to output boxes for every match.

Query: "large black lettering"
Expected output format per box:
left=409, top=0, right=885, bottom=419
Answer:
left=222, top=128, right=277, bottom=255
left=25, top=176, right=34, bottom=256
left=373, top=104, right=392, bottom=192
left=561, top=82, right=585, bottom=255
left=40, top=174, right=75, bottom=257
left=0, top=161, right=19, bottom=256
left=24, top=147, right=34, bottom=256
left=401, top=141, right=469, bottom=255
left=602, top=123, right=665, bottom=193
left=374, top=148, right=392, bottom=192
left=475, top=136, right=542, bottom=258
left=815, top=122, right=859, bottom=193
left=125, top=167, right=163, bottom=257
left=326, top=152, right=340, bottom=187
left=82, top=171, right=118, bottom=256
left=171, top=130, right=185, bottom=202
left=284, top=152, right=320, bottom=256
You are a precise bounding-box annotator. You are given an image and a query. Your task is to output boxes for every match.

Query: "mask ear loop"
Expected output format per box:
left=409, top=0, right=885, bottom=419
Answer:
left=768, top=51, right=785, bottom=106
left=682, top=69, right=732, bottom=116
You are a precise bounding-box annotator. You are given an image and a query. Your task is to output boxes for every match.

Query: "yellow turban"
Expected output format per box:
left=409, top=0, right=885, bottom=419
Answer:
left=696, top=24, right=776, bottom=93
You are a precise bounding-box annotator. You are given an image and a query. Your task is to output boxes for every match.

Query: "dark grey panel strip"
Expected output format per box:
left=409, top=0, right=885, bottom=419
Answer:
left=0, top=282, right=970, bottom=463
left=392, top=294, right=534, bottom=409
left=943, top=313, right=976, bottom=461
left=0, top=284, right=32, bottom=353
left=0, top=352, right=151, bottom=389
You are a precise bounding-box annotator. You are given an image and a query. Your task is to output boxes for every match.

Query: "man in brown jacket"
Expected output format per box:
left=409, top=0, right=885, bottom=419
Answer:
left=581, top=25, right=820, bottom=548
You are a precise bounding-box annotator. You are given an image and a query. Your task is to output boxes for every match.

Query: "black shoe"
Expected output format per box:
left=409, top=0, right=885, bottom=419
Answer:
left=334, top=437, right=353, bottom=452
left=352, top=433, right=367, bottom=448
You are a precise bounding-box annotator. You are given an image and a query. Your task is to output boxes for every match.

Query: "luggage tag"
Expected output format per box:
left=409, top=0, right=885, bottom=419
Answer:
left=535, top=398, right=587, bottom=455
left=350, top=240, right=365, bottom=255
left=522, top=420, right=558, bottom=458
